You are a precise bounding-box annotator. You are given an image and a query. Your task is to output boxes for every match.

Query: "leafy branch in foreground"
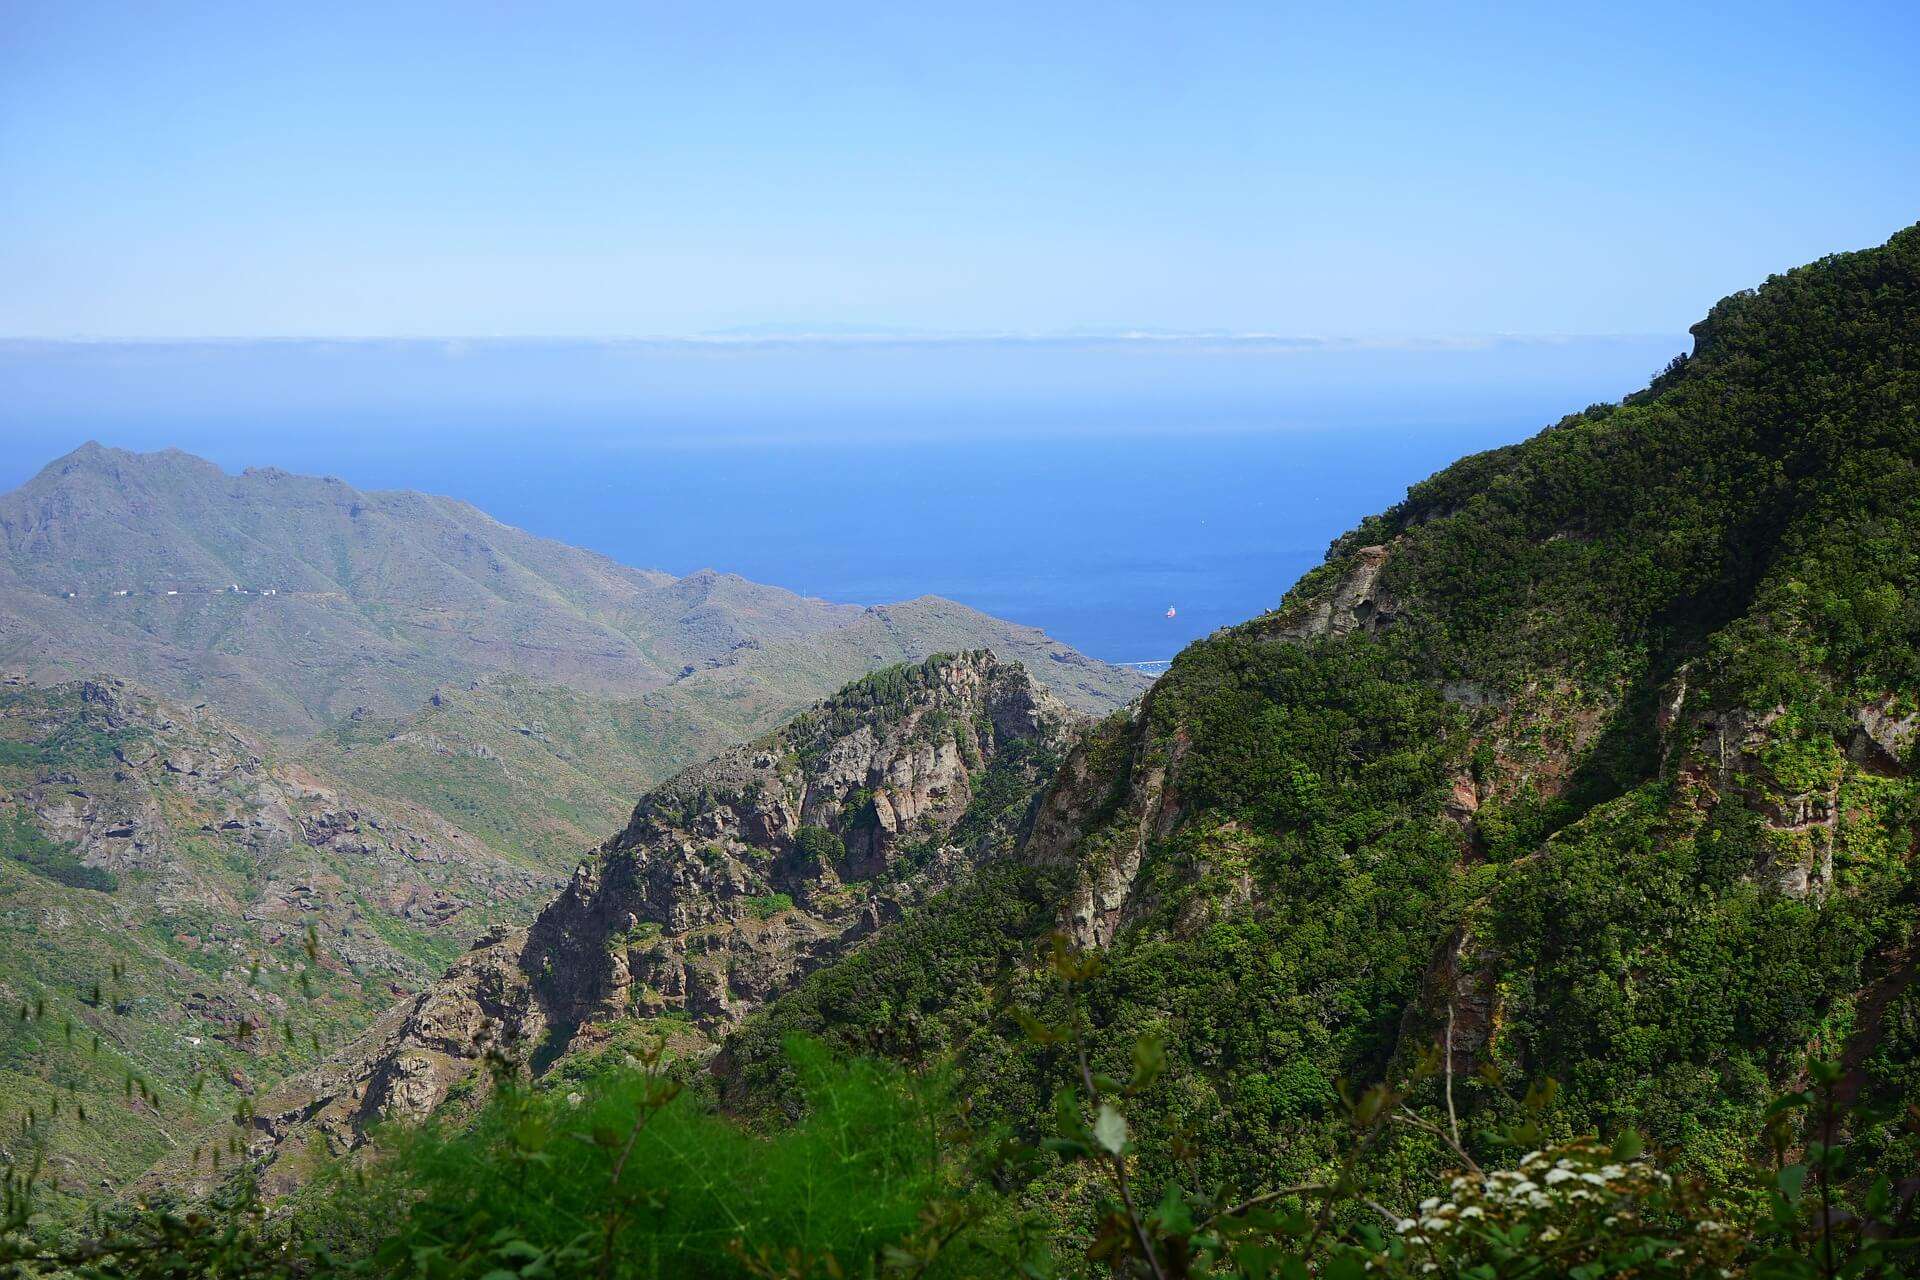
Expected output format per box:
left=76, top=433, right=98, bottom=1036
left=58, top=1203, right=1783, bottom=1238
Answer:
left=3, top=930, right=1915, bottom=1278
left=1018, top=931, right=1920, bottom=1280
left=1745, top=1058, right=1920, bottom=1280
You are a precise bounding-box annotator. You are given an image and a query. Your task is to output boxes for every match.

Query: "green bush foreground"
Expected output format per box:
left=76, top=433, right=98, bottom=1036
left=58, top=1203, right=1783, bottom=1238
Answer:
left=2, top=935, right=1913, bottom=1280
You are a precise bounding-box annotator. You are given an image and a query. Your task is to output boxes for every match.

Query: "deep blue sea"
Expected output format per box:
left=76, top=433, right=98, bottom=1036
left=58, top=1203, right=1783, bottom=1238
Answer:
left=0, top=335, right=1684, bottom=662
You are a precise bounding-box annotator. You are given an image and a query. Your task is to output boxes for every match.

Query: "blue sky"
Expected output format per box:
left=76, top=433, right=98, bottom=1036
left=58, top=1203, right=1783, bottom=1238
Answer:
left=2, top=1, right=1916, bottom=339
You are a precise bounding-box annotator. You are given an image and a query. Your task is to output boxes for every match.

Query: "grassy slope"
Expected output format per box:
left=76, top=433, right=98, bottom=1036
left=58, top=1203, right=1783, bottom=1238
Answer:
left=0, top=447, right=1144, bottom=740
left=0, top=679, right=553, bottom=1201
left=304, top=598, right=1148, bottom=872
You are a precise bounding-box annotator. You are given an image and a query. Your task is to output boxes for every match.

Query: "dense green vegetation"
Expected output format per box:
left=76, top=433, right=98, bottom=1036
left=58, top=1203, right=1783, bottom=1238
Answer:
left=3, top=225, right=1917, bottom=1273
left=4, top=974, right=1913, bottom=1277
left=721, top=862, right=1073, bottom=1115
left=743, top=892, right=795, bottom=920
left=288, top=1039, right=1013, bottom=1279
left=792, top=825, right=847, bottom=874
left=718, top=223, right=1920, bottom=1264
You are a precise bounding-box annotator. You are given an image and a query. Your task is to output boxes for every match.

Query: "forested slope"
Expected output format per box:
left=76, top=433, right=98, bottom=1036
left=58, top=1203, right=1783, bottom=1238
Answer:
left=726, top=220, right=1920, bottom=1199
left=9, top=223, right=1918, bottom=1278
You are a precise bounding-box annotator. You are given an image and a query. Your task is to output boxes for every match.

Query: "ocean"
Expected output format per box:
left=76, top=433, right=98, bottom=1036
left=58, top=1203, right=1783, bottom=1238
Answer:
left=0, top=334, right=1684, bottom=662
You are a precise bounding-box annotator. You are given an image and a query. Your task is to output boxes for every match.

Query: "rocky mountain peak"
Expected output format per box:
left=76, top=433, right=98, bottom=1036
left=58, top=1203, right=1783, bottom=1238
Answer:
left=0, top=445, right=1146, bottom=740
left=227, top=653, right=1074, bottom=1183
left=540, top=651, right=1072, bottom=1022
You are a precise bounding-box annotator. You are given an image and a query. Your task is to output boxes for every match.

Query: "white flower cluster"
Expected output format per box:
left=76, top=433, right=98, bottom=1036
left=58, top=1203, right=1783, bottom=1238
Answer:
left=1394, top=1143, right=1682, bottom=1249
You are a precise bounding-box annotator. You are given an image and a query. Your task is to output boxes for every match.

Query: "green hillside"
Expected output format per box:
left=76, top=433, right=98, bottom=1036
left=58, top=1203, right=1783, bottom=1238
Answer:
left=0, top=446, right=1146, bottom=739
left=712, top=220, right=1920, bottom=1266
left=0, top=678, right=553, bottom=1202
left=0, top=450, right=1145, bottom=1203
left=1043, top=215, right=1920, bottom=1175
left=305, top=596, right=1145, bottom=869
left=6, top=225, right=1917, bottom=1276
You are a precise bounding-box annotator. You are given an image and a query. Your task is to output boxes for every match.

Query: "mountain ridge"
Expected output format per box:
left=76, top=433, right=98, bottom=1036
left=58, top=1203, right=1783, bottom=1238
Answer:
left=25, top=223, right=1920, bottom=1272
left=0, top=442, right=1147, bottom=737
left=157, top=650, right=1075, bottom=1193
left=0, top=444, right=1147, bottom=1200
left=167, top=221, right=1920, bottom=1205
left=704, top=219, right=1920, bottom=1197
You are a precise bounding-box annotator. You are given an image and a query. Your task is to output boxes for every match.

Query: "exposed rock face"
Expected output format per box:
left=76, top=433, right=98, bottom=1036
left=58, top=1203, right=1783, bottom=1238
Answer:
left=229, top=652, right=1074, bottom=1183
left=249, top=926, right=543, bottom=1163
left=1268, top=543, right=1399, bottom=640
left=1657, top=677, right=1916, bottom=901
left=0, top=677, right=547, bottom=973
left=532, top=651, right=1069, bottom=1034
left=1025, top=704, right=1184, bottom=948
left=1850, top=697, right=1918, bottom=775
left=1403, top=930, right=1503, bottom=1082
left=0, top=675, right=558, bottom=1194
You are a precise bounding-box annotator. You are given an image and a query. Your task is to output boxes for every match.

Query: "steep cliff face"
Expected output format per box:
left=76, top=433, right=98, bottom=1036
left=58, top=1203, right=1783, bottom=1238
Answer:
left=528, top=650, right=1070, bottom=1034
left=218, top=652, right=1072, bottom=1186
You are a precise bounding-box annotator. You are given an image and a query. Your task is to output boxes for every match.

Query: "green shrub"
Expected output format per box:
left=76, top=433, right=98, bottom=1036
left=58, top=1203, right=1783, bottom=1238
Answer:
left=332, top=1037, right=1014, bottom=1279
left=792, top=825, right=844, bottom=871
left=744, top=892, right=794, bottom=920
left=1, top=812, right=117, bottom=892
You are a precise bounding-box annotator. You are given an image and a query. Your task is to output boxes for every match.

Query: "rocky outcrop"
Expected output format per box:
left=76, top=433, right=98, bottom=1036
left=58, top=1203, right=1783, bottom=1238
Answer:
left=229, top=652, right=1074, bottom=1180
left=1403, top=929, right=1504, bottom=1084
left=1268, top=543, right=1400, bottom=640
left=1849, top=697, right=1918, bottom=775
left=1025, top=702, right=1184, bottom=947
left=1659, top=680, right=1892, bottom=900
left=239, top=925, right=543, bottom=1183
left=526, top=650, right=1070, bottom=1036
left=0, top=675, right=564, bottom=1195
left=0, top=678, right=548, bottom=969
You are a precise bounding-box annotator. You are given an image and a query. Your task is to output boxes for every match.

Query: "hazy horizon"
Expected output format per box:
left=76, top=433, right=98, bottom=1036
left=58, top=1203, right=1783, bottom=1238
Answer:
left=1, top=330, right=1686, bottom=663
left=5, top=0, right=1913, bottom=659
